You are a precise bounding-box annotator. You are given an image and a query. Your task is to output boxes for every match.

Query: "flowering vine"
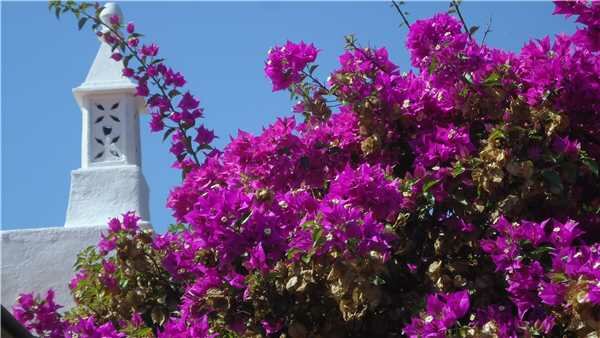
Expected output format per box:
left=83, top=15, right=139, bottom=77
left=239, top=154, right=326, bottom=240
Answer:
left=13, top=0, right=600, bottom=337
left=49, top=0, right=215, bottom=170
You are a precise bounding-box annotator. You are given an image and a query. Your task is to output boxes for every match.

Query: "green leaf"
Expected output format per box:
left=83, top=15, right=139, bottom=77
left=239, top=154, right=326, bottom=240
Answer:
left=548, top=272, right=568, bottom=283
left=428, top=57, right=438, bottom=74
left=456, top=196, right=468, bottom=206
left=488, top=128, right=505, bottom=141
left=151, top=307, right=166, bottom=325
left=240, top=211, right=252, bottom=225
left=301, top=253, right=313, bottom=264
left=372, top=275, right=386, bottom=286
left=168, top=223, right=186, bottom=233
left=469, top=25, right=479, bottom=36
left=483, top=72, right=500, bottom=86
left=77, top=17, right=88, bottom=30
left=423, top=179, right=440, bottom=193
left=542, top=169, right=563, bottom=194
left=286, top=248, right=301, bottom=259
left=452, top=162, right=465, bottom=177
left=344, top=34, right=356, bottom=48
left=95, top=5, right=104, bottom=18
left=308, top=64, right=318, bottom=75
left=168, top=89, right=181, bottom=98
left=423, top=191, right=436, bottom=206
left=123, top=54, right=133, bottom=68
left=582, top=157, right=599, bottom=176
left=196, top=144, right=213, bottom=152
left=301, top=220, right=317, bottom=230
left=464, top=72, right=474, bottom=84
left=312, top=228, right=323, bottom=248
left=530, top=245, right=554, bottom=257
left=162, top=127, right=176, bottom=142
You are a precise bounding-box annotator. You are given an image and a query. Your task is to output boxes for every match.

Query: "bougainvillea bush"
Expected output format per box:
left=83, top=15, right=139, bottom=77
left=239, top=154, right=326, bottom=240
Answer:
left=14, top=1, right=600, bottom=337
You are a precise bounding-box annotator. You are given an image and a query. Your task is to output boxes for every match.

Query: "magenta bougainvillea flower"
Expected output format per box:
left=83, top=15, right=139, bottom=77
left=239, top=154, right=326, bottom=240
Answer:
left=18, top=1, right=600, bottom=337
left=403, top=291, right=470, bottom=337
left=264, top=41, right=319, bottom=91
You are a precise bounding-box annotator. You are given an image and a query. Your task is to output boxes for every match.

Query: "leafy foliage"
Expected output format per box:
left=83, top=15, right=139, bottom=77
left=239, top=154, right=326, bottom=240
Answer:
left=13, top=1, right=600, bottom=337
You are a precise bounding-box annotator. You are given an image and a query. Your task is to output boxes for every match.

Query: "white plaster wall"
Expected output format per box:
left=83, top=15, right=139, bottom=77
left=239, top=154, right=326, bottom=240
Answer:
left=1, top=226, right=106, bottom=310
left=82, top=42, right=128, bottom=88
left=65, top=165, right=150, bottom=228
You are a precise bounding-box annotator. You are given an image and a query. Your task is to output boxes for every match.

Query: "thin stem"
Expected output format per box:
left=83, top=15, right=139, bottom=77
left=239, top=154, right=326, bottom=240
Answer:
left=349, top=41, right=389, bottom=74
left=143, top=251, right=178, bottom=293
left=301, top=70, right=328, bottom=92
left=451, top=0, right=472, bottom=40
left=482, top=16, right=493, bottom=45
left=293, top=76, right=332, bottom=121
left=391, top=1, right=410, bottom=28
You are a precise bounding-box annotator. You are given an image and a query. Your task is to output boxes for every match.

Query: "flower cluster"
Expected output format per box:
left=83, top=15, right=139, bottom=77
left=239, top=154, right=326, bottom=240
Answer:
left=403, top=291, right=470, bottom=337
left=14, top=213, right=174, bottom=337
left=20, top=1, right=600, bottom=337
left=12, top=290, right=64, bottom=338
left=479, top=216, right=600, bottom=334
left=264, top=41, right=318, bottom=91
left=55, top=1, right=215, bottom=167
left=554, top=0, right=600, bottom=51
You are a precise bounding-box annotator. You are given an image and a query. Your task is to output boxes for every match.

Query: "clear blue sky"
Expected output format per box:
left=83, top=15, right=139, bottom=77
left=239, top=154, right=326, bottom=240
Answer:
left=1, top=1, right=576, bottom=233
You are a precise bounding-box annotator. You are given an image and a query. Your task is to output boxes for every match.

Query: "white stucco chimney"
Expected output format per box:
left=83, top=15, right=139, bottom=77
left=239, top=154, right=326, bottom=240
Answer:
left=65, top=2, right=150, bottom=228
